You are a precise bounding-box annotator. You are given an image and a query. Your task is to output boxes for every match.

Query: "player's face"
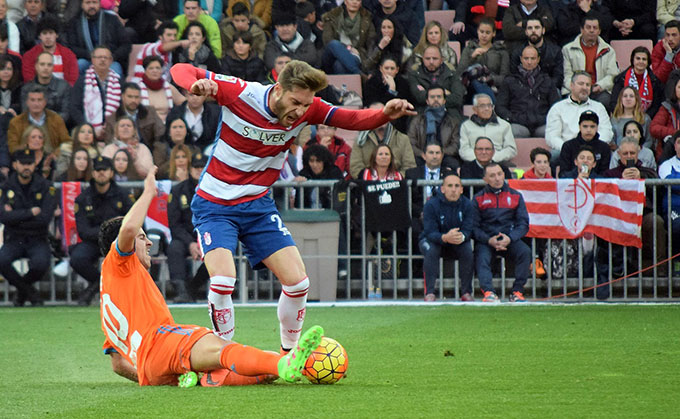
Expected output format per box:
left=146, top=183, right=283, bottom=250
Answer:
left=272, top=85, right=315, bottom=127
left=532, top=154, right=550, bottom=178
left=426, top=25, right=441, bottom=45
left=441, top=175, right=462, bottom=202
left=38, top=29, right=58, bottom=48
left=484, top=165, right=505, bottom=189
left=579, top=121, right=598, bottom=141
left=135, top=229, right=153, bottom=269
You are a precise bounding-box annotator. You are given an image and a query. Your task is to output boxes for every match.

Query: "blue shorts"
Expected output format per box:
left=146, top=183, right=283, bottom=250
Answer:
left=191, top=194, right=296, bottom=269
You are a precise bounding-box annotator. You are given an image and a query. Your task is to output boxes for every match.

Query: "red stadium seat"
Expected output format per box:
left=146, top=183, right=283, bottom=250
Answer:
left=511, top=137, right=549, bottom=170
left=611, top=39, right=654, bottom=72
left=447, top=41, right=461, bottom=60
left=424, top=10, right=455, bottom=29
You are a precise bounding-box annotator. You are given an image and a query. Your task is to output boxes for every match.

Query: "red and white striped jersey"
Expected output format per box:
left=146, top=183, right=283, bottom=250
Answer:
left=133, top=41, right=171, bottom=81
left=197, top=71, right=340, bottom=205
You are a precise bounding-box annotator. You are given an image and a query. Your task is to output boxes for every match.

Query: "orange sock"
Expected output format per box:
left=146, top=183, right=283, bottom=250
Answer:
left=200, top=369, right=274, bottom=386
left=219, top=343, right=281, bottom=377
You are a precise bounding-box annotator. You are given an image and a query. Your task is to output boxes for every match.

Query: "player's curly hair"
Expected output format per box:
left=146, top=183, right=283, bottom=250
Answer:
left=99, top=216, right=125, bottom=256
left=278, top=60, right=328, bottom=93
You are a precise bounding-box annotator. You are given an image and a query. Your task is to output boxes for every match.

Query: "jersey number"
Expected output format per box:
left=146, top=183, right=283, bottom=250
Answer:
left=102, top=293, right=142, bottom=366
left=270, top=214, right=291, bottom=236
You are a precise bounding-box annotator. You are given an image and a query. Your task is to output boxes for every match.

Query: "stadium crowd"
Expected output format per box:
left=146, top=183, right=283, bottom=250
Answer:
left=0, top=0, right=679, bottom=306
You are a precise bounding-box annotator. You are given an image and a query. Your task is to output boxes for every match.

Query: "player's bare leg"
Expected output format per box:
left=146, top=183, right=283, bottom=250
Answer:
left=204, top=248, right=237, bottom=340
left=263, top=246, right=310, bottom=352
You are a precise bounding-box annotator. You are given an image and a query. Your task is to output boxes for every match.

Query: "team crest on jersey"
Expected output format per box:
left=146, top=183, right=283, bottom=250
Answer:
left=214, top=74, right=238, bottom=83
left=203, top=232, right=212, bottom=245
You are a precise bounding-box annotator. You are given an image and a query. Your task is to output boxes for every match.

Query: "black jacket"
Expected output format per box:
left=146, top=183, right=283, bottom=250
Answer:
left=166, top=101, right=221, bottom=150
left=0, top=173, right=58, bottom=240
left=167, top=177, right=198, bottom=244
left=64, top=10, right=131, bottom=66
left=420, top=190, right=474, bottom=244
left=74, top=180, right=133, bottom=243
left=221, top=51, right=266, bottom=83
left=558, top=133, right=612, bottom=175
left=509, top=39, right=563, bottom=90
left=496, top=70, right=560, bottom=129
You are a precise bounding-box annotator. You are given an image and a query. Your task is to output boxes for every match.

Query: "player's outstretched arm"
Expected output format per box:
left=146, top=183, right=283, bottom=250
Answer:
left=117, top=167, right=158, bottom=253
left=328, top=98, right=417, bottom=131
left=170, top=63, right=218, bottom=97
left=383, top=98, right=417, bottom=119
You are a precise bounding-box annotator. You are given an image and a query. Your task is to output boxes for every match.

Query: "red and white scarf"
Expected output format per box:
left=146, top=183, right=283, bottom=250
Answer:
left=625, top=68, right=653, bottom=111
left=83, top=66, right=121, bottom=130
left=138, top=78, right=173, bottom=110
left=362, top=169, right=403, bottom=181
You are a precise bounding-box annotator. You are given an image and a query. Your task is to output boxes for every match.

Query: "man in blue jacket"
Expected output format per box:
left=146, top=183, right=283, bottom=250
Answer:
left=418, top=172, right=474, bottom=302
left=471, top=162, right=531, bottom=302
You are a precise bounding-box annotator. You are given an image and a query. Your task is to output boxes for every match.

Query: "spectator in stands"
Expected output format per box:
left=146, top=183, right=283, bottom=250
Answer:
left=559, top=110, right=611, bottom=175
left=174, top=21, right=222, bottom=73
left=611, top=120, right=656, bottom=169
left=0, top=24, right=22, bottom=83
left=56, top=123, right=101, bottom=176
left=611, top=47, right=663, bottom=119
left=471, top=162, right=531, bottom=303
left=496, top=45, right=560, bottom=138
left=459, top=93, right=516, bottom=164
left=173, top=0, right=222, bottom=59
left=0, top=55, right=21, bottom=166
left=509, top=18, right=563, bottom=90
left=651, top=77, right=680, bottom=157
left=363, top=17, right=412, bottom=73
left=64, top=0, right=130, bottom=77
left=419, top=172, right=474, bottom=302
left=411, top=21, right=458, bottom=72
left=264, top=51, right=292, bottom=84
left=321, top=0, right=375, bottom=75
left=357, top=143, right=403, bottom=180
left=70, top=155, right=132, bottom=305
left=179, top=0, right=222, bottom=22
left=562, top=13, right=618, bottom=108
left=558, top=145, right=601, bottom=178
left=166, top=151, right=209, bottom=302
left=364, top=0, right=424, bottom=32
left=407, top=85, right=460, bottom=169
left=407, top=45, right=465, bottom=122
left=55, top=147, right=92, bottom=181
left=0, top=148, right=57, bottom=306
left=606, top=0, right=656, bottom=42
left=304, top=124, right=352, bottom=179
left=20, top=52, right=71, bottom=125
left=224, top=0, right=272, bottom=29
left=8, top=85, right=70, bottom=155
left=369, top=0, right=420, bottom=45
left=295, top=1, right=324, bottom=50
left=137, top=56, right=184, bottom=123
left=458, top=17, right=509, bottom=102
left=657, top=133, right=680, bottom=258
left=363, top=55, right=411, bottom=133
left=166, top=88, right=221, bottom=152
left=112, top=148, right=132, bottom=181
left=522, top=147, right=552, bottom=179
left=448, top=0, right=509, bottom=44
left=545, top=72, right=613, bottom=158
left=103, top=83, right=166, bottom=168
left=132, top=21, right=189, bottom=82
left=162, top=143, right=193, bottom=181
left=0, top=0, right=19, bottom=53
left=162, top=115, right=192, bottom=149
left=459, top=136, right=513, bottom=185
left=21, top=15, right=78, bottom=86
left=221, top=31, right=266, bottom=82
left=18, top=124, right=56, bottom=179
left=220, top=2, right=266, bottom=59
left=264, top=12, right=318, bottom=71
left=555, top=0, right=613, bottom=46
left=610, top=86, right=654, bottom=148
left=349, top=102, right=416, bottom=178
left=657, top=1, right=680, bottom=34
left=294, top=144, right=344, bottom=208
left=101, top=116, right=153, bottom=179
left=501, top=0, right=555, bottom=53
left=652, top=20, right=680, bottom=84
left=16, top=0, right=56, bottom=54
left=117, top=0, right=160, bottom=44
left=70, top=46, right=121, bottom=140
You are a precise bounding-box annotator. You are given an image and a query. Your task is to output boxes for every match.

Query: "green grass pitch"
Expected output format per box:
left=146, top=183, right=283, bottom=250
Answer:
left=1, top=304, right=678, bottom=418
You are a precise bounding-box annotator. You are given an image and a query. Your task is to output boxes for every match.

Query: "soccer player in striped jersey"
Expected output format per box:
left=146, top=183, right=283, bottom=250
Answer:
left=170, top=61, right=415, bottom=352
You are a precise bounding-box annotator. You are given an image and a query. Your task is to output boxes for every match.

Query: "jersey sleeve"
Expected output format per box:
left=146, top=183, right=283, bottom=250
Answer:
left=306, top=98, right=391, bottom=130
left=170, top=63, right=246, bottom=106
left=105, top=240, right=137, bottom=278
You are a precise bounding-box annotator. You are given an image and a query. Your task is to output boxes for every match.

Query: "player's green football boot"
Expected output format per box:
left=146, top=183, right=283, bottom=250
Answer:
left=277, top=325, right=324, bottom=383
left=178, top=371, right=198, bottom=388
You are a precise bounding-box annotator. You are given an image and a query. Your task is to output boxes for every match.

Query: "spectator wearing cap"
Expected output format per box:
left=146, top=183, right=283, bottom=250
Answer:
left=70, top=155, right=133, bottom=305
left=320, top=0, right=375, bottom=74
left=264, top=12, right=318, bottom=71
left=22, top=15, right=78, bottom=86
left=173, top=0, right=222, bottom=59
left=20, top=51, right=72, bottom=125
left=0, top=148, right=58, bottom=306
left=166, top=151, right=210, bottom=303
left=558, top=110, right=612, bottom=175
left=219, top=2, right=267, bottom=59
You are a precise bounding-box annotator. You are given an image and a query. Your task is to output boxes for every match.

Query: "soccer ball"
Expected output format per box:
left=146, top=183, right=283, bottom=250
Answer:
left=303, top=336, right=348, bottom=384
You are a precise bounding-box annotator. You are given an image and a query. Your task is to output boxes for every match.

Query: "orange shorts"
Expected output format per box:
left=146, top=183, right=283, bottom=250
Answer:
left=140, top=324, right=212, bottom=386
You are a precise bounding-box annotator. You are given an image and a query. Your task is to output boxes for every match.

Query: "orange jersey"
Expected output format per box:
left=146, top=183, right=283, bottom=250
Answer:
left=100, top=240, right=174, bottom=385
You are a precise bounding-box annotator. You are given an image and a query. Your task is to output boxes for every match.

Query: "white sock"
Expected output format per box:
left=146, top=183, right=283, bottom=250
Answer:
left=278, top=277, right=310, bottom=350
left=208, top=276, right=236, bottom=340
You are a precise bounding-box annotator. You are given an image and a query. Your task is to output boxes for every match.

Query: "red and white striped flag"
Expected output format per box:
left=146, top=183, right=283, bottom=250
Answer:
left=508, top=179, right=645, bottom=248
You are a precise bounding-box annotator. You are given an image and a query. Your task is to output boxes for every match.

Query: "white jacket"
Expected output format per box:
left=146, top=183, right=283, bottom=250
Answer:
left=562, top=35, right=619, bottom=95
left=545, top=97, right=613, bottom=151
left=459, top=115, right=517, bottom=163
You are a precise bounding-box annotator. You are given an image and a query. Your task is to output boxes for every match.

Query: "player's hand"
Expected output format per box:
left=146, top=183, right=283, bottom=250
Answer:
left=383, top=98, right=417, bottom=119
left=190, top=78, right=218, bottom=97
left=144, top=166, right=158, bottom=196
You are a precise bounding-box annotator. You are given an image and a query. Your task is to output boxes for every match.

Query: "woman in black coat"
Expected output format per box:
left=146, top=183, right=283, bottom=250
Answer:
left=294, top=144, right=344, bottom=209
left=221, top=31, right=266, bottom=82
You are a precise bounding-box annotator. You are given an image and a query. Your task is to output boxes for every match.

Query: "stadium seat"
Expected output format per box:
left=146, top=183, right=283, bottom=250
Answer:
left=447, top=41, right=461, bottom=60
left=424, top=10, right=455, bottom=29
left=335, top=127, right=358, bottom=146
left=127, top=44, right=144, bottom=81
left=326, top=74, right=363, bottom=99
left=610, top=39, right=654, bottom=72
left=510, top=137, right=548, bottom=170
